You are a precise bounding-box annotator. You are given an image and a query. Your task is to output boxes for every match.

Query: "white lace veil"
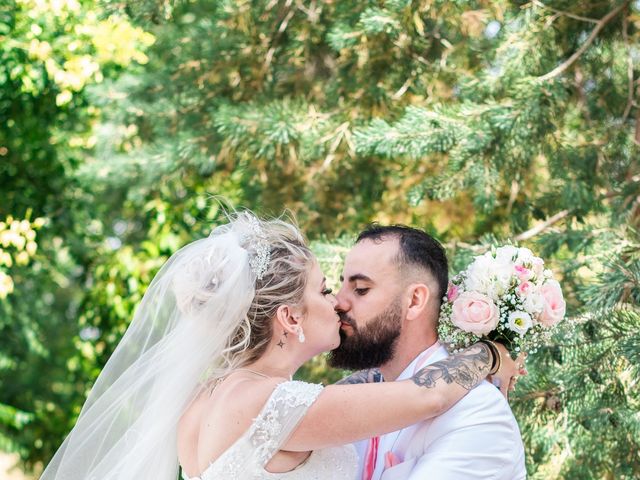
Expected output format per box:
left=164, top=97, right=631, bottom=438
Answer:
left=40, top=213, right=269, bottom=480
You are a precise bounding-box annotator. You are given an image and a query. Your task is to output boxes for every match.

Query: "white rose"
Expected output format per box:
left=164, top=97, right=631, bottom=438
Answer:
left=495, top=245, right=519, bottom=263
left=524, top=290, right=544, bottom=315
left=508, top=311, right=533, bottom=335
left=466, top=253, right=515, bottom=301
left=492, top=260, right=514, bottom=292
left=465, top=255, right=494, bottom=294
left=516, top=247, right=534, bottom=263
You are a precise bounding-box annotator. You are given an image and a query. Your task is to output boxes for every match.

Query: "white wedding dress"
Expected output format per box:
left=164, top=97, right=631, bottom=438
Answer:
left=182, top=380, right=358, bottom=480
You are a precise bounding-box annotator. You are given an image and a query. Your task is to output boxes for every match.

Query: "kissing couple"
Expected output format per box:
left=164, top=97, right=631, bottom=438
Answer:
left=41, top=212, right=526, bottom=480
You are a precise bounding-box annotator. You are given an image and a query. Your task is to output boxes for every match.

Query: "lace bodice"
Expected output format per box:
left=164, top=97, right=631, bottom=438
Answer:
left=182, top=380, right=358, bottom=480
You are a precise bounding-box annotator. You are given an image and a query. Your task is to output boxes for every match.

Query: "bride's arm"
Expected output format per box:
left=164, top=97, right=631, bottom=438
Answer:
left=283, top=343, right=500, bottom=452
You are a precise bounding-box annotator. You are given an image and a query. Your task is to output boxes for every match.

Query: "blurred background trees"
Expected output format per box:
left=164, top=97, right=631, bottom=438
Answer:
left=2, top=0, right=639, bottom=478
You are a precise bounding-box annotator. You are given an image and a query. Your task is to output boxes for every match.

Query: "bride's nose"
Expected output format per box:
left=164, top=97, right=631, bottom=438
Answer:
left=327, top=293, right=338, bottom=308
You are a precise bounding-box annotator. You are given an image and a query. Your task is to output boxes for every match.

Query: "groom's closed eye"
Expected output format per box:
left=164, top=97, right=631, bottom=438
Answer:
left=354, top=288, right=369, bottom=296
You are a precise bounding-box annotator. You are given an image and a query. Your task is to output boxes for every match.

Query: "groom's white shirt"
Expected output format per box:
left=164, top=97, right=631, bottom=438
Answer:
left=354, top=344, right=526, bottom=480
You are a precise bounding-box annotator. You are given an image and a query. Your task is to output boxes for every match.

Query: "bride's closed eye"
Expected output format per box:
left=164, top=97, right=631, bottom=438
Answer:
left=322, top=288, right=333, bottom=296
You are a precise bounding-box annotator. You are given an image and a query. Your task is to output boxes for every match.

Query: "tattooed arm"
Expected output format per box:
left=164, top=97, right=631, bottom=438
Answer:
left=283, top=343, right=501, bottom=452
left=412, top=343, right=492, bottom=390
left=335, top=368, right=383, bottom=385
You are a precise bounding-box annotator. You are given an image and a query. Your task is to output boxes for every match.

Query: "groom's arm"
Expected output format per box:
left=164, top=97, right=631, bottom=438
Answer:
left=335, top=368, right=383, bottom=385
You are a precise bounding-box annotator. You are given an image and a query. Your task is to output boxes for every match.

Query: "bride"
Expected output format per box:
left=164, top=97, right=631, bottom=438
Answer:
left=41, top=212, right=515, bottom=480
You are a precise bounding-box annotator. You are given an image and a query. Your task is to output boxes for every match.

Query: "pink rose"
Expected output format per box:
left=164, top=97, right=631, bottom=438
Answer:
left=518, top=281, right=533, bottom=297
left=531, top=257, right=544, bottom=277
left=539, top=280, right=565, bottom=327
left=514, top=265, right=532, bottom=282
left=451, top=291, right=500, bottom=335
left=447, top=282, right=460, bottom=302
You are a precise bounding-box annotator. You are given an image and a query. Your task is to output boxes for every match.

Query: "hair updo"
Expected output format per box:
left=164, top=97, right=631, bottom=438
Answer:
left=220, top=216, right=315, bottom=372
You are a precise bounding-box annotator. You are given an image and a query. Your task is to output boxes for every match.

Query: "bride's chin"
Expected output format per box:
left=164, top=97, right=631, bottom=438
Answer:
left=318, top=341, right=340, bottom=356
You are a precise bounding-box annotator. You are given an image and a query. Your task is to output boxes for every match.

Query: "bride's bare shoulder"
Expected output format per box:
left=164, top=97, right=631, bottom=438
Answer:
left=209, top=376, right=286, bottom=414
left=178, top=376, right=287, bottom=473
left=182, top=376, right=286, bottom=429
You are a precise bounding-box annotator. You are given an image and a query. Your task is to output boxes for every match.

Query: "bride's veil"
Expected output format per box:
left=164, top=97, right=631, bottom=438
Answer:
left=41, top=213, right=266, bottom=480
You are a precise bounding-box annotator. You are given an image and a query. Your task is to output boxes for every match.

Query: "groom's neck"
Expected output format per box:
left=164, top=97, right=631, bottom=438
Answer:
left=379, top=331, right=439, bottom=382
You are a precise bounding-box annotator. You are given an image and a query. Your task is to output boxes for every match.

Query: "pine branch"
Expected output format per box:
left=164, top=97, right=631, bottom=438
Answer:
left=515, top=210, right=570, bottom=241
left=537, top=0, right=630, bottom=82
left=262, top=0, right=296, bottom=75
left=442, top=209, right=571, bottom=251
left=530, top=0, right=599, bottom=24
left=444, top=240, right=486, bottom=254
left=621, top=9, right=635, bottom=123
left=518, top=387, right=562, bottom=401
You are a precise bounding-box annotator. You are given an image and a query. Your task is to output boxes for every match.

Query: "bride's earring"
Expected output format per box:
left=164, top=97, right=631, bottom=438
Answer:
left=294, top=326, right=305, bottom=343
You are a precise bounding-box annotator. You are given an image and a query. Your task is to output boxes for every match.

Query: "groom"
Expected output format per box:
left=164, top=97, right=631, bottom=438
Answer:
left=329, top=224, right=526, bottom=480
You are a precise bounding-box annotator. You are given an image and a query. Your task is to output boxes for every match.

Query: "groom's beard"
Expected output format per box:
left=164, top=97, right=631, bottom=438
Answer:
left=328, top=298, right=402, bottom=370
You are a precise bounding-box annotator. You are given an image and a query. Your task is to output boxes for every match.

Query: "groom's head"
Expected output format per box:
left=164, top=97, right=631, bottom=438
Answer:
left=328, top=225, right=448, bottom=370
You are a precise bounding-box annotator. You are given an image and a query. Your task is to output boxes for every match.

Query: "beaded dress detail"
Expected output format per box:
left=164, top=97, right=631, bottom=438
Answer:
left=182, top=381, right=358, bottom=480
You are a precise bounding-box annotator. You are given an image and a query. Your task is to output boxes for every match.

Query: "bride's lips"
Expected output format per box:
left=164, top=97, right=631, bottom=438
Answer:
left=339, top=319, right=353, bottom=331
left=338, top=312, right=354, bottom=328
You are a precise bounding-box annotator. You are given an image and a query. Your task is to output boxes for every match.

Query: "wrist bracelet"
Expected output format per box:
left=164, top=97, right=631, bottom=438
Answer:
left=479, top=340, right=501, bottom=375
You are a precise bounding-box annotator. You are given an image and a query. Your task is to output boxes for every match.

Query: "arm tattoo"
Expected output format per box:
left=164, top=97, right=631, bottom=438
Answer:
left=336, top=368, right=383, bottom=385
left=411, top=344, right=491, bottom=391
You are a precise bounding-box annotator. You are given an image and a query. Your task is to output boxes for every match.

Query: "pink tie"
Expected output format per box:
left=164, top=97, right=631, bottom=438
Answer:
left=362, top=435, right=379, bottom=480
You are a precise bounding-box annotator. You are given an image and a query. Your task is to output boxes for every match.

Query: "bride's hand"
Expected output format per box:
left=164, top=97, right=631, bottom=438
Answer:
left=489, top=343, right=527, bottom=400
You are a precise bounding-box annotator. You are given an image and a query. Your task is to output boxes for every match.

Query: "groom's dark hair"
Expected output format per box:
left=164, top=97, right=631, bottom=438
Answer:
left=356, top=224, right=448, bottom=305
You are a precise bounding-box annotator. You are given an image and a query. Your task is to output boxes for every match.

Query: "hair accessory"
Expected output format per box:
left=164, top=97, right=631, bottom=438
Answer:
left=241, top=215, right=271, bottom=280
left=249, top=241, right=271, bottom=280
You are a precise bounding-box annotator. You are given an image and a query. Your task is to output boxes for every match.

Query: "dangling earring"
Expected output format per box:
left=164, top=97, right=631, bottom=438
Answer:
left=295, top=326, right=305, bottom=343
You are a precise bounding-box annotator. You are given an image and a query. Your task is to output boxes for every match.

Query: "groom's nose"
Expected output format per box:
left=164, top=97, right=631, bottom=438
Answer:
left=334, top=286, right=350, bottom=313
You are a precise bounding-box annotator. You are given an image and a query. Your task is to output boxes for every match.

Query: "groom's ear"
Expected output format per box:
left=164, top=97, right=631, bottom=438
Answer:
left=405, top=283, right=430, bottom=321
left=274, top=304, right=302, bottom=334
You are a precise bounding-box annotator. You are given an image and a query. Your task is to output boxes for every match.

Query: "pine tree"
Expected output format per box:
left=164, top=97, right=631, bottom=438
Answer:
left=89, top=1, right=638, bottom=477
left=4, top=0, right=639, bottom=477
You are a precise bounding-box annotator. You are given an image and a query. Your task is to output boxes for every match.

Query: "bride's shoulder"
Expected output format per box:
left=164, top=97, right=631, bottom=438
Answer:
left=180, top=377, right=284, bottom=432
left=178, top=377, right=292, bottom=465
left=218, top=379, right=324, bottom=425
left=214, top=376, right=287, bottom=415
left=181, top=378, right=323, bottom=439
left=224, top=378, right=324, bottom=411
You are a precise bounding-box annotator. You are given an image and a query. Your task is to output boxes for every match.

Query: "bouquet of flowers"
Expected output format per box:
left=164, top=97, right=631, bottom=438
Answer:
left=438, top=245, right=566, bottom=358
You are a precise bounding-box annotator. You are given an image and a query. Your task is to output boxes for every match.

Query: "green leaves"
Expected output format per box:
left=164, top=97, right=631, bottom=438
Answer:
left=4, top=0, right=640, bottom=476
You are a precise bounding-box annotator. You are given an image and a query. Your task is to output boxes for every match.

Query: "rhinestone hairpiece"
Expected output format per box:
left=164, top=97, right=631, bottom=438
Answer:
left=243, top=216, right=271, bottom=280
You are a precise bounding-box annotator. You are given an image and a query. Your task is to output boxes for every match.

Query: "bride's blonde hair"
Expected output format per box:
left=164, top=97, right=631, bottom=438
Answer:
left=220, top=215, right=315, bottom=372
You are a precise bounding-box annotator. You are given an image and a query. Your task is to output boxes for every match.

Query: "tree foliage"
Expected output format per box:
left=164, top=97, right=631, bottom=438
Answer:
left=2, top=0, right=640, bottom=478
left=0, top=0, right=153, bottom=467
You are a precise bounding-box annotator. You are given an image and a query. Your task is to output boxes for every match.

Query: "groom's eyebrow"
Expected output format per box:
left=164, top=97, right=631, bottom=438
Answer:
left=344, top=273, right=373, bottom=283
